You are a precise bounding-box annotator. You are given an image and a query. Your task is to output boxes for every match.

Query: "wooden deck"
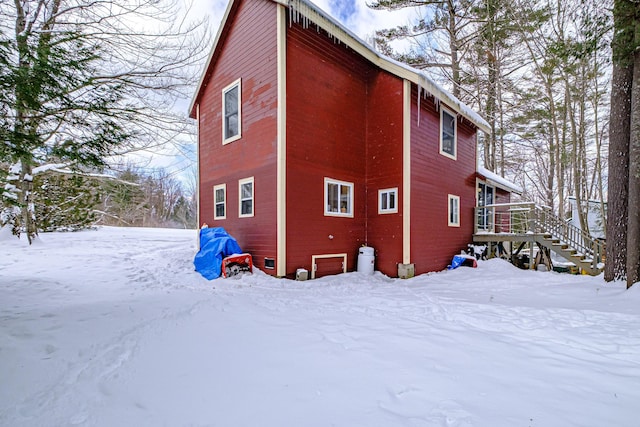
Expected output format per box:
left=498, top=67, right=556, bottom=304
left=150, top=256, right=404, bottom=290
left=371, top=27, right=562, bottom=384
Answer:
left=472, top=203, right=605, bottom=275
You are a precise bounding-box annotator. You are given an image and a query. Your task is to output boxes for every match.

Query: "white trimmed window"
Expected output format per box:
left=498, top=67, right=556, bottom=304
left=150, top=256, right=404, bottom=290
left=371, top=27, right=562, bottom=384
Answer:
left=440, top=108, right=457, bottom=159
left=239, top=177, right=254, bottom=218
left=448, top=194, right=460, bottom=227
left=222, top=79, right=241, bottom=144
left=214, top=184, right=226, bottom=220
left=378, top=187, right=398, bottom=214
left=324, top=178, right=353, bottom=217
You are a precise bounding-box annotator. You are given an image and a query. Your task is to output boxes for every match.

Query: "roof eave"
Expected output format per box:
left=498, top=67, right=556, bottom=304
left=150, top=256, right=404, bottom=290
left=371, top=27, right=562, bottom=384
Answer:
left=477, top=166, right=523, bottom=195
left=279, top=0, right=491, bottom=133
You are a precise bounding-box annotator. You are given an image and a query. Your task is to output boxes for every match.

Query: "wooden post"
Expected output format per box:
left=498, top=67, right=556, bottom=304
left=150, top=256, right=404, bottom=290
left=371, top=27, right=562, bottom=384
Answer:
left=530, top=241, right=535, bottom=270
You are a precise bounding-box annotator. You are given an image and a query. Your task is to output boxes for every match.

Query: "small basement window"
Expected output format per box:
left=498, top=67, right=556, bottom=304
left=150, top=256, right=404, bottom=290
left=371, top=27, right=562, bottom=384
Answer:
left=440, top=108, right=457, bottom=160
left=324, top=178, right=353, bottom=217
left=378, top=187, right=398, bottom=214
left=264, top=258, right=275, bottom=270
left=222, top=78, right=241, bottom=144
left=214, top=184, right=226, bottom=220
left=448, top=194, right=460, bottom=227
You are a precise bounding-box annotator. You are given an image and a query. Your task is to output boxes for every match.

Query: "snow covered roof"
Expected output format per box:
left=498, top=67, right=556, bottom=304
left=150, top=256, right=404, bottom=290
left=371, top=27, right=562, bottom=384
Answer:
left=190, top=0, right=491, bottom=134
left=477, top=166, right=523, bottom=194
left=567, top=196, right=608, bottom=206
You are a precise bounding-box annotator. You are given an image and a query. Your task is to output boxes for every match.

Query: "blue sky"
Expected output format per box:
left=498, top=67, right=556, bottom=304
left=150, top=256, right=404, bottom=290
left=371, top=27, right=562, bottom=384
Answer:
left=329, top=0, right=357, bottom=21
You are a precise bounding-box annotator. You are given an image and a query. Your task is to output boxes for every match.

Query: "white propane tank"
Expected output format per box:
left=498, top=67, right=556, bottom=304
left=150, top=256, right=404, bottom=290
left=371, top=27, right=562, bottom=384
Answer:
left=357, top=246, right=375, bottom=275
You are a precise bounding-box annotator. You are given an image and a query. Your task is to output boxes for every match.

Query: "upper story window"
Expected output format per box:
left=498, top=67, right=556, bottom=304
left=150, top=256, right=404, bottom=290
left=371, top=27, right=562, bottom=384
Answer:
left=448, top=194, right=460, bottom=227
left=239, top=177, right=254, bottom=218
left=440, top=108, right=457, bottom=160
left=222, top=79, right=242, bottom=144
left=214, top=184, right=226, bottom=220
left=325, top=178, right=353, bottom=217
left=378, top=187, right=398, bottom=214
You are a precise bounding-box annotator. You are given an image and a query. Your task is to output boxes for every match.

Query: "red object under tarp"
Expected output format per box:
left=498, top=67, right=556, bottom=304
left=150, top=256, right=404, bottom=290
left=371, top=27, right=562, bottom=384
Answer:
left=221, top=253, right=253, bottom=278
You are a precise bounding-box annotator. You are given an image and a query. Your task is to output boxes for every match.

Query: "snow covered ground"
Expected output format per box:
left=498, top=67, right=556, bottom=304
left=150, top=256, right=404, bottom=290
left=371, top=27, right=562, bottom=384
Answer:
left=1, top=226, right=639, bottom=427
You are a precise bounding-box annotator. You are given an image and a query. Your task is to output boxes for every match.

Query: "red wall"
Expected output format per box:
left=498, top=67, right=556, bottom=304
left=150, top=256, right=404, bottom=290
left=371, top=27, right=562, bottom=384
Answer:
left=285, top=21, right=370, bottom=277
left=197, top=0, right=278, bottom=272
left=365, top=71, right=405, bottom=276
left=409, top=87, right=478, bottom=275
left=284, top=18, right=479, bottom=277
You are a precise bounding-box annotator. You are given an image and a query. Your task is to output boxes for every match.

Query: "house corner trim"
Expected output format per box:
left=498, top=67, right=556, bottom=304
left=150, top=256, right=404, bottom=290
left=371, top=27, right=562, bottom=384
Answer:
left=276, top=3, right=287, bottom=277
left=403, top=80, right=411, bottom=264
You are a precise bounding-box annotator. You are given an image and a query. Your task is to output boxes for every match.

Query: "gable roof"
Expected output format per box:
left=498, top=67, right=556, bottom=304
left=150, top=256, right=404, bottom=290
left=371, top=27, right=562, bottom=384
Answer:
left=190, top=0, right=490, bottom=134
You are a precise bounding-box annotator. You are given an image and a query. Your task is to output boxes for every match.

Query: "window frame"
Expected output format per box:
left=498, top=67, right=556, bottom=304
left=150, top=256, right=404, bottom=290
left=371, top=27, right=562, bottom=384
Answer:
left=440, top=107, right=457, bottom=160
left=238, top=177, right=254, bottom=218
left=378, top=187, right=398, bottom=214
left=213, top=184, right=226, bottom=220
left=448, top=194, right=460, bottom=227
left=324, top=177, right=354, bottom=218
left=222, top=78, right=242, bottom=144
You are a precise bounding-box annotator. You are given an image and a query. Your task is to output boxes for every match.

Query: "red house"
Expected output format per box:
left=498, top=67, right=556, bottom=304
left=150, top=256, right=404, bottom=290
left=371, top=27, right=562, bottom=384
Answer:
left=189, top=0, right=516, bottom=278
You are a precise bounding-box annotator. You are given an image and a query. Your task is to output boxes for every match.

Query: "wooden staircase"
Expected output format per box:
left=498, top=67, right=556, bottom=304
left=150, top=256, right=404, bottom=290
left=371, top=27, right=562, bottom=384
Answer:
left=473, top=203, right=605, bottom=276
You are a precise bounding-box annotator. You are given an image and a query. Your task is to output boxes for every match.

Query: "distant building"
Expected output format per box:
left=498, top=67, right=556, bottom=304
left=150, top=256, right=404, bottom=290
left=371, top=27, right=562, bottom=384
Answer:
left=568, top=197, right=607, bottom=239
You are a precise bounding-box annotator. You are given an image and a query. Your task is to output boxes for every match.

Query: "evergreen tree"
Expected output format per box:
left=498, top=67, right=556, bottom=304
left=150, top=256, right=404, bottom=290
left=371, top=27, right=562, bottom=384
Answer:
left=33, top=171, right=101, bottom=232
left=369, top=0, right=477, bottom=99
left=0, top=0, right=207, bottom=242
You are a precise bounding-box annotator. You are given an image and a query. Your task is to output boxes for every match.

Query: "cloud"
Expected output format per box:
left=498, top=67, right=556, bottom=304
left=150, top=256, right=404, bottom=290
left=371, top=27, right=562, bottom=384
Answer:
left=191, top=0, right=419, bottom=47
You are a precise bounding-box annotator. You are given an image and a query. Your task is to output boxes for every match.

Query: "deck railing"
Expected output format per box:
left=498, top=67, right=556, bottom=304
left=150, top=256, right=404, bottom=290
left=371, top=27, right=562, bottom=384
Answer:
left=474, top=202, right=605, bottom=266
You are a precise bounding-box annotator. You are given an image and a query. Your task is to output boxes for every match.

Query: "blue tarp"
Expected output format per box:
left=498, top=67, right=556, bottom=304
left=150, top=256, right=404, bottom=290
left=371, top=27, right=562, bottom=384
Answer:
left=194, top=227, right=243, bottom=280
left=447, top=254, right=478, bottom=270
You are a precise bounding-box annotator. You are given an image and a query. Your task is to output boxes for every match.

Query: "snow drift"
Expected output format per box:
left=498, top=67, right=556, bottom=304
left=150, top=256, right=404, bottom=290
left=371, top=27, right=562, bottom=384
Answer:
left=1, top=226, right=639, bottom=426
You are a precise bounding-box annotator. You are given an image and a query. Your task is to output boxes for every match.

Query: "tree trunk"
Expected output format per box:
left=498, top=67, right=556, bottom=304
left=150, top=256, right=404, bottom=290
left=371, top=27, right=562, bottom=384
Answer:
left=605, top=0, right=634, bottom=282
left=627, top=36, right=640, bottom=288
left=17, top=158, right=37, bottom=243
left=447, top=0, right=461, bottom=99
left=592, top=55, right=607, bottom=233
left=485, top=48, right=497, bottom=171
left=607, top=61, right=631, bottom=282
left=547, top=128, right=556, bottom=209
left=569, top=71, right=590, bottom=235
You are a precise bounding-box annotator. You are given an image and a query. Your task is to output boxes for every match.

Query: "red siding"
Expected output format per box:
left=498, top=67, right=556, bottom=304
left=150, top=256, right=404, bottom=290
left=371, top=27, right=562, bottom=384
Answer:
left=285, top=21, right=369, bottom=277
left=365, top=71, right=405, bottom=276
left=409, top=86, right=478, bottom=275
left=197, top=0, right=278, bottom=272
